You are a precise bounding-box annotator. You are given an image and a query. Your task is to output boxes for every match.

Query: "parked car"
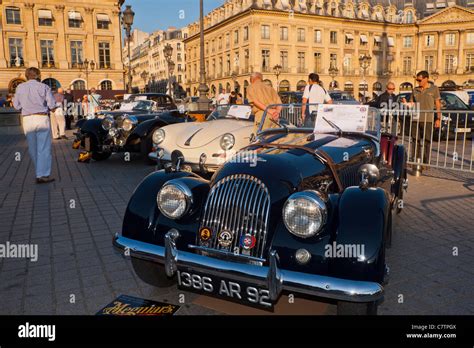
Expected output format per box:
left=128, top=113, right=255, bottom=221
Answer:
left=73, top=103, right=193, bottom=162
left=396, top=91, right=473, bottom=139
left=464, top=89, right=474, bottom=107
left=149, top=105, right=254, bottom=173
left=113, top=104, right=407, bottom=315
left=279, top=90, right=358, bottom=105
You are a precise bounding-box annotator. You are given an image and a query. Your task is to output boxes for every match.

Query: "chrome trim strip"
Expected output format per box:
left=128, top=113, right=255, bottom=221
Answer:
left=114, top=234, right=384, bottom=303
left=188, top=244, right=265, bottom=263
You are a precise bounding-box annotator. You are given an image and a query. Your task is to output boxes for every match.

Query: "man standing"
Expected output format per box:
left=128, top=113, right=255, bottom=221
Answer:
left=301, top=73, right=332, bottom=127
left=404, top=71, right=442, bottom=167
left=64, top=88, right=74, bottom=130
left=13, top=67, right=56, bottom=184
left=368, top=82, right=398, bottom=132
left=88, top=88, right=102, bottom=117
left=51, top=88, right=67, bottom=140
left=217, top=89, right=230, bottom=105
left=247, top=72, right=282, bottom=133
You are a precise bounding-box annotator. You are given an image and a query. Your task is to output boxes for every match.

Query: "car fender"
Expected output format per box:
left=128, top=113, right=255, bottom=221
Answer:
left=130, top=118, right=168, bottom=139
left=330, top=186, right=390, bottom=283
left=391, top=144, right=407, bottom=198
left=122, top=170, right=209, bottom=248
left=79, top=119, right=107, bottom=150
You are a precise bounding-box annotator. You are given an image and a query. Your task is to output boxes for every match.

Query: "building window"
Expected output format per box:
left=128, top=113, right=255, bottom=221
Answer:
left=98, top=42, right=111, bottom=69
left=262, top=50, right=270, bottom=71
left=343, top=54, right=352, bottom=75
left=244, top=49, right=250, bottom=71
left=330, top=53, right=337, bottom=69
left=178, top=75, right=182, bottom=83
left=243, top=26, right=249, bottom=41
left=280, top=27, right=288, bottom=41
left=97, top=14, right=110, bottom=30
left=234, top=29, right=239, bottom=44
left=70, top=41, right=83, bottom=68
left=466, top=53, right=474, bottom=72
left=177, top=53, right=182, bottom=62
left=6, top=7, right=21, bottom=25
left=405, top=11, right=414, bottom=23
left=297, top=28, right=305, bottom=42
left=280, top=51, right=288, bottom=70
left=403, top=36, right=413, bottom=48
left=177, top=43, right=181, bottom=50
left=226, top=33, right=230, bottom=48
left=446, top=33, right=456, bottom=46
left=330, top=31, right=338, bottom=44
left=261, top=25, right=270, bottom=39
left=100, top=80, right=112, bottom=90
left=226, top=54, right=231, bottom=73
left=297, top=52, right=305, bottom=72
left=424, top=55, right=434, bottom=72
left=426, top=34, right=435, bottom=47
left=8, top=38, right=24, bottom=67
left=40, top=40, right=55, bottom=68
left=314, top=30, right=322, bottom=43
left=374, top=36, right=382, bottom=47
left=467, top=32, right=474, bottom=45
left=445, top=54, right=455, bottom=74
left=360, top=34, right=368, bottom=46
left=38, top=10, right=53, bottom=26
left=68, top=11, right=82, bottom=28
left=72, top=80, right=85, bottom=90
left=345, top=33, right=354, bottom=45
left=314, top=52, right=322, bottom=73
left=403, top=56, right=412, bottom=75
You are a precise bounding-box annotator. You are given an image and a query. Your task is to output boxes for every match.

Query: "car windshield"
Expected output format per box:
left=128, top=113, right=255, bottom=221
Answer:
left=442, top=93, right=469, bottom=110
left=257, top=103, right=381, bottom=140
left=330, top=91, right=355, bottom=101
left=207, top=105, right=254, bottom=121
left=132, top=100, right=154, bottom=111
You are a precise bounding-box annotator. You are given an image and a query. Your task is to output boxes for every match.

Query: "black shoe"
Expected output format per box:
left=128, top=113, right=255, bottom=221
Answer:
left=61, top=135, right=68, bottom=140
left=36, top=177, right=55, bottom=184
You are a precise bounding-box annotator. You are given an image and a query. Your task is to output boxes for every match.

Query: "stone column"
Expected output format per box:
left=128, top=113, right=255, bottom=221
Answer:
left=55, top=5, right=68, bottom=70
left=0, top=17, right=6, bottom=68
left=456, top=30, right=465, bottom=75
left=354, top=30, right=360, bottom=76
left=84, top=7, right=95, bottom=88
left=24, top=3, right=39, bottom=68
left=436, top=31, right=443, bottom=73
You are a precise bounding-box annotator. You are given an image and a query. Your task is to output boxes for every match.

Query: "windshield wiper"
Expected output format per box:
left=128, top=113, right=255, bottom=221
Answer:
left=322, top=117, right=343, bottom=136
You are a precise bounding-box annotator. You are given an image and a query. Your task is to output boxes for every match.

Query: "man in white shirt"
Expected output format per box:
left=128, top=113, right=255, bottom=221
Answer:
left=301, top=73, right=333, bottom=127
left=217, top=90, right=230, bottom=105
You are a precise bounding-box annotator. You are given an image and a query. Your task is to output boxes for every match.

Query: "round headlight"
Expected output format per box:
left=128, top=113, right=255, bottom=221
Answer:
left=102, top=117, right=115, bottom=130
left=108, top=128, right=119, bottom=137
left=220, top=133, right=235, bottom=150
left=122, top=116, right=137, bottom=132
left=152, top=128, right=166, bottom=145
left=157, top=180, right=192, bottom=219
left=283, top=191, right=327, bottom=238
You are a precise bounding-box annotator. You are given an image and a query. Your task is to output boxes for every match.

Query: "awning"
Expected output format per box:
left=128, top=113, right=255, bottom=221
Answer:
left=68, top=11, right=82, bottom=20
left=360, top=35, right=368, bottom=43
left=388, top=37, right=395, bottom=47
left=97, top=14, right=110, bottom=22
left=345, top=33, right=354, bottom=40
left=38, top=9, right=52, bottom=19
left=374, top=36, right=382, bottom=43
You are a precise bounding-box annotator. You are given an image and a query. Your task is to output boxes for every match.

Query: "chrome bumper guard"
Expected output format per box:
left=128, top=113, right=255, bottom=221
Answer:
left=113, top=230, right=384, bottom=303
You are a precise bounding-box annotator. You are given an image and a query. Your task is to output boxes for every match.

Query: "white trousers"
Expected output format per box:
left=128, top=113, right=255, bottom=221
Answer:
left=22, top=115, right=52, bottom=178
left=51, top=107, right=65, bottom=138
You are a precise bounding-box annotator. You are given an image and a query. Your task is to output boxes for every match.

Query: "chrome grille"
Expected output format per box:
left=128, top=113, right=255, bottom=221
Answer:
left=199, top=174, right=271, bottom=259
left=339, top=165, right=360, bottom=188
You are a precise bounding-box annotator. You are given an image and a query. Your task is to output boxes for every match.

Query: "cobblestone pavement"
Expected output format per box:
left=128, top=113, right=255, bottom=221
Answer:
left=0, top=131, right=473, bottom=315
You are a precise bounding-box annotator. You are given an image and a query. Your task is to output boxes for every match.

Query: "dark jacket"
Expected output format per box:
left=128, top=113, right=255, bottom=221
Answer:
left=368, top=91, right=397, bottom=109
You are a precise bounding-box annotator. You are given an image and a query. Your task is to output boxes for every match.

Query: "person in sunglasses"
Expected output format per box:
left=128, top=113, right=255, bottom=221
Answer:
left=402, top=70, right=442, bottom=168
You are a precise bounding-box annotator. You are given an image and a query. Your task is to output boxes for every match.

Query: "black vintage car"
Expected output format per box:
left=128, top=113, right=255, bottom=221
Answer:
left=113, top=104, right=407, bottom=314
left=74, top=99, right=192, bottom=162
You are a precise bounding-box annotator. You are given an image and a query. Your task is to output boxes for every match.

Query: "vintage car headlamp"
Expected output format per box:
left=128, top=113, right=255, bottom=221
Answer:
left=122, top=116, right=138, bottom=132
left=152, top=128, right=166, bottom=145
left=283, top=191, right=327, bottom=238
left=220, top=133, right=235, bottom=151
left=157, top=180, right=192, bottom=219
left=108, top=127, right=119, bottom=138
left=102, top=116, right=115, bottom=131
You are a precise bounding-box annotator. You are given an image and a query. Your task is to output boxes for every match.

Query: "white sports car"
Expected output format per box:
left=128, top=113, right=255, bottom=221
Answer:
left=149, top=105, right=255, bottom=173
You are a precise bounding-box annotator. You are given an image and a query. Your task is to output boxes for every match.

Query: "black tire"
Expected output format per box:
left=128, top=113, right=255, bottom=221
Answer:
left=140, top=130, right=157, bottom=165
left=337, top=301, right=378, bottom=315
left=131, top=257, right=175, bottom=288
left=91, top=151, right=112, bottom=161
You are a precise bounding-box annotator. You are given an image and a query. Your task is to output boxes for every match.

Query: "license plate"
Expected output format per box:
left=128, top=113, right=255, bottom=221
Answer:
left=177, top=270, right=273, bottom=309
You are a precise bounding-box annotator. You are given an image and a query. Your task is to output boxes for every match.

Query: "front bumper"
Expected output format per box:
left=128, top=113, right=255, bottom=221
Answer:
left=113, top=230, right=384, bottom=304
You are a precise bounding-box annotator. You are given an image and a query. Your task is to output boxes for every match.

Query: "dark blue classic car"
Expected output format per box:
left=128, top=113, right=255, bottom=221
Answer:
left=74, top=99, right=192, bottom=162
left=113, top=104, right=407, bottom=314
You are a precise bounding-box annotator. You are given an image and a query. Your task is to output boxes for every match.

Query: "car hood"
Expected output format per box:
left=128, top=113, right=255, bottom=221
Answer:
left=174, top=119, right=252, bottom=149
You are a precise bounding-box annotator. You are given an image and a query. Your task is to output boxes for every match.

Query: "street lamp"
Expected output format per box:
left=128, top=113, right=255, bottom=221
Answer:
left=79, top=58, right=95, bottom=99
left=140, top=70, right=149, bottom=93
left=168, top=60, right=175, bottom=97
left=328, top=66, right=339, bottom=91
left=163, top=43, right=174, bottom=98
left=197, top=0, right=210, bottom=111
left=273, top=64, right=282, bottom=92
left=122, top=5, right=135, bottom=94
left=359, top=54, right=372, bottom=102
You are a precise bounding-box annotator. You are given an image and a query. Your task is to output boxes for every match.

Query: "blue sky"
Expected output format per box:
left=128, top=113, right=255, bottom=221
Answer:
left=123, top=0, right=227, bottom=33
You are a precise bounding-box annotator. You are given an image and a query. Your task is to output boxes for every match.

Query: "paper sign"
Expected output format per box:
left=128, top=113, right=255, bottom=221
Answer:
left=227, top=105, right=252, bottom=119
left=314, top=104, right=369, bottom=133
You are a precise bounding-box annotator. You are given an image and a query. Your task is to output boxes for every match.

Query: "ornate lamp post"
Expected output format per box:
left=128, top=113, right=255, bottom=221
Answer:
left=163, top=43, right=174, bottom=97
left=122, top=5, right=135, bottom=94
left=328, top=66, right=339, bottom=91
left=140, top=70, right=149, bottom=92
left=359, top=54, right=372, bottom=101
left=273, top=64, right=282, bottom=92
left=79, top=58, right=95, bottom=100
left=197, top=0, right=210, bottom=110
left=168, top=60, right=175, bottom=97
